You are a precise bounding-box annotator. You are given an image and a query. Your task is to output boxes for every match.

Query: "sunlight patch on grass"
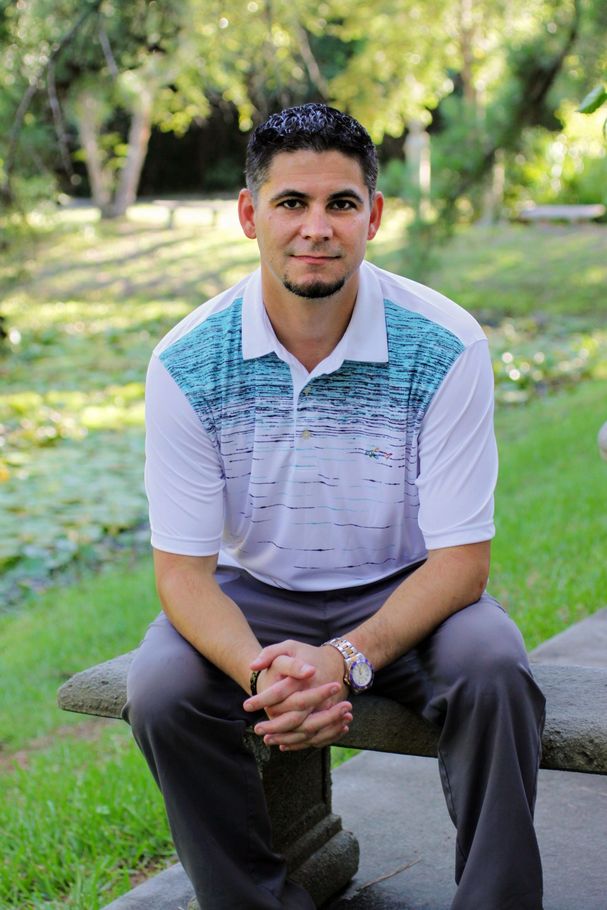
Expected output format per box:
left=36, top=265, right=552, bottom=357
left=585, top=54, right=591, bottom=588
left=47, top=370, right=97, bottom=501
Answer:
left=425, top=223, right=607, bottom=318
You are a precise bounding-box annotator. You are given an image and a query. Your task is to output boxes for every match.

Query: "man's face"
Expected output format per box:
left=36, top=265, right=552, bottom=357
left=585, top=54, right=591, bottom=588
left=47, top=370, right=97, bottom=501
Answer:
left=238, top=149, right=383, bottom=302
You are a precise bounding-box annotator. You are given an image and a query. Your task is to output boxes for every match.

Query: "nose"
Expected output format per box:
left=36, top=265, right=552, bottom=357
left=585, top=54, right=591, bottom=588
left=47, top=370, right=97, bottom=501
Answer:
left=300, top=204, right=333, bottom=242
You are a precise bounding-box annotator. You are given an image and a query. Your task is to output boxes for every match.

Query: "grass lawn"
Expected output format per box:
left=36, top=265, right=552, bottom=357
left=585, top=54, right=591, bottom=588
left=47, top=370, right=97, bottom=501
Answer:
left=1, top=206, right=606, bottom=908
left=0, top=554, right=172, bottom=910
left=492, top=378, right=607, bottom=646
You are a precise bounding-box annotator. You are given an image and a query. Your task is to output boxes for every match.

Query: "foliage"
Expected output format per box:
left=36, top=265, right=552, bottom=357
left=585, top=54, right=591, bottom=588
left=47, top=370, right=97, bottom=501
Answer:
left=0, top=206, right=258, bottom=606
left=578, top=82, right=607, bottom=116
left=503, top=105, right=607, bottom=208
left=0, top=0, right=334, bottom=217
left=371, top=1, right=606, bottom=276
left=578, top=76, right=607, bottom=138
left=488, top=320, right=607, bottom=404
left=2, top=0, right=605, bottom=227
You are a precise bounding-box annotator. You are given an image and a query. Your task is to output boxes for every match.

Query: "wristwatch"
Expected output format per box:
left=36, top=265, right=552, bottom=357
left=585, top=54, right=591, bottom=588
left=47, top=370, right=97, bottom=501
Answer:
left=323, top=637, right=375, bottom=694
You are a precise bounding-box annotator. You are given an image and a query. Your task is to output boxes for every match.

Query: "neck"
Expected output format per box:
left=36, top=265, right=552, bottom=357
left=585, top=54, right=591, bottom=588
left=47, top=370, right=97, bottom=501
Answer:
left=262, top=273, right=359, bottom=373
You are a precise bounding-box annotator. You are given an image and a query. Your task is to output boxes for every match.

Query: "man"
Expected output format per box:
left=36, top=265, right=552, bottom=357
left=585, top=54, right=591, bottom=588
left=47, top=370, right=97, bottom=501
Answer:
left=125, top=103, right=546, bottom=910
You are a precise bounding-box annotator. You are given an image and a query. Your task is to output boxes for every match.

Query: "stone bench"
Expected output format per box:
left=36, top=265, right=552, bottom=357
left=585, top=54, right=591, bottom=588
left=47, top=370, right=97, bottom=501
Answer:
left=517, top=203, right=606, bottom=223
left=58, top=654, right=607, bottom=909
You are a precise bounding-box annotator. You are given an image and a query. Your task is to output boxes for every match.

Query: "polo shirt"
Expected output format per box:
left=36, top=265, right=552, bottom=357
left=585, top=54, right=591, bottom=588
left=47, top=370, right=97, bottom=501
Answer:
left=145, top=260, right=497, bottom=591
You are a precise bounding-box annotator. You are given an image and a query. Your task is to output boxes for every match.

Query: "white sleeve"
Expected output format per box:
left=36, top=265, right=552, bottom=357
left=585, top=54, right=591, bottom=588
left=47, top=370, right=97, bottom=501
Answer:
left=416, top=339, right=497, bottom=550
left=144, top=354, right=225, bottom=555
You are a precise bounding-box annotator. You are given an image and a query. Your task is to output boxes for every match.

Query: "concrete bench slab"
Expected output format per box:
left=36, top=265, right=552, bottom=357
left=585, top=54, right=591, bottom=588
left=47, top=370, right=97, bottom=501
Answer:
left=57, top=654, right=607, bottom=775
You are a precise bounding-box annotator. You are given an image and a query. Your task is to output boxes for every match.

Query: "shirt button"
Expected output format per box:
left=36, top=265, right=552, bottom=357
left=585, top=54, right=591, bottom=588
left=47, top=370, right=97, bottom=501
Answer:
left=303, top=387, right=311, bottom=396
left=302, top=429, right=312, bottom=439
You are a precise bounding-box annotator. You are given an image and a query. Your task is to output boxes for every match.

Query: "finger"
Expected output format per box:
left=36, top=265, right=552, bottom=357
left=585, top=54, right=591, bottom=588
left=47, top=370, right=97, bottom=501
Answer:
left=250, top=641, right=298, bottom=669
left=264, top=705, right=353, bottom=746
left=299, top=701, right=352, bottom=736
left=281, top=723, right=350, bottom=751
left=263, top=681, right=342, bottom=718
left=254, top=709, right=311, bottom=736
left=259, top=684, right=346, bottom=729
left=243, top=673, right=304, bottom=712
left=254, top=683, right=343, bottom=733
left=271, top=713, right=353, bottom=750
left=264, top=700, right=351, bottom=740
left=249, top=652, right=316, bottom=683
left=270, top=654, right=317, bottom=681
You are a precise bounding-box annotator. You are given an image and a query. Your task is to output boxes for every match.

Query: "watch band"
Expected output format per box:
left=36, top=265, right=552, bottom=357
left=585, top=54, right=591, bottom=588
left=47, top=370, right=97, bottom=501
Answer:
left=322, top=637, right=374, bottom=692
left=250, top=669, right=262, bottom=696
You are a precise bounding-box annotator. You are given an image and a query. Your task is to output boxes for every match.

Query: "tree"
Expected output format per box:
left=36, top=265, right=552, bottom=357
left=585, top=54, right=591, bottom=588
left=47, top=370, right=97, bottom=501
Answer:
left=316, top=0, right=607, bottom=274
left=1, top=0, right=331, bottom=218
left=2, top=0, right=605, bottom=224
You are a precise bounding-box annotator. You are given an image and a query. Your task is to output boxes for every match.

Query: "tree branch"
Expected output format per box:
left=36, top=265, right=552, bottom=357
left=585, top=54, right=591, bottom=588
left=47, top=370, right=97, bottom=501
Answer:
left=98, top=24, right=119, bottom=79
left=295, top=25, right=329, bottom=98
left=47, top=63, right=75, bottom=179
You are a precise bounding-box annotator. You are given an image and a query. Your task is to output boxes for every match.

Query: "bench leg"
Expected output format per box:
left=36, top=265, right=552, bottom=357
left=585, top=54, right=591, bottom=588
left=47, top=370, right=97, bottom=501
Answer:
left=249, top=736, right=359, bottom=907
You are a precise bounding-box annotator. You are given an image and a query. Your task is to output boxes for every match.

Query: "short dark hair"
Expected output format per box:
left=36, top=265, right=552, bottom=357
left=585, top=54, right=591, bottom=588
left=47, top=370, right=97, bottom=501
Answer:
left=245, top=103, right=378, bottom=200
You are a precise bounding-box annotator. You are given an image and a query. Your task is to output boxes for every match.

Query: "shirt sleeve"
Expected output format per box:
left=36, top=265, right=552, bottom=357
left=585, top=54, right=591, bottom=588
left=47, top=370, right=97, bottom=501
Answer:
left=144, top=354, right=225, bottom=555
left=416, top=338, right=497, bottom=550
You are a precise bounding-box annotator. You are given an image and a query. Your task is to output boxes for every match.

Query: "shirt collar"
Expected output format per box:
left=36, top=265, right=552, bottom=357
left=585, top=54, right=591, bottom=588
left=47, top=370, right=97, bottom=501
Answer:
left=241, top=261, right=388, bottom=365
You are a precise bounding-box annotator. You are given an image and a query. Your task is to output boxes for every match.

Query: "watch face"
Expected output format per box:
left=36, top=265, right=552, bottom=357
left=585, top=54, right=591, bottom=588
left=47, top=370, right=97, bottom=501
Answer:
left=350, top=657, right=373, bottom=690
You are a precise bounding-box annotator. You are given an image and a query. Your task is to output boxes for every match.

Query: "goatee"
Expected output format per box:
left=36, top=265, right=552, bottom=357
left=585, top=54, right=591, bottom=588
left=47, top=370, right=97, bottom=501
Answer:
left=283, top=276, right=346, bottom=299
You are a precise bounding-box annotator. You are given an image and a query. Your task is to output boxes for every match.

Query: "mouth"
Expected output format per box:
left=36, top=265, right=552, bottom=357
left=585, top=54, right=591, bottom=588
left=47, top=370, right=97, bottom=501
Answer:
left=291, top=254, right=340, bottom=264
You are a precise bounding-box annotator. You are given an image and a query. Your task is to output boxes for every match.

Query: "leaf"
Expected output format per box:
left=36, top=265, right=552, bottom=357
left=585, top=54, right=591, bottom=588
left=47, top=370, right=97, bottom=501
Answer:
left=578, top=85, right=607, bottom=115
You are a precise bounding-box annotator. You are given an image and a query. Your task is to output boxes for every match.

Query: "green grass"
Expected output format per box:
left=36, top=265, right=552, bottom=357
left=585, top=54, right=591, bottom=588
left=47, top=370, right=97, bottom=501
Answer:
left=0, top=553, right=157, bottom=750
left=0, top=554, right=174, bottom=910
left=0, top=726, right=174, bottom=910
left=372, top=221, right=607, bottom=320
left=492, top=379, right=607, bottom=648
left=1, top=208, right=607, bottom=908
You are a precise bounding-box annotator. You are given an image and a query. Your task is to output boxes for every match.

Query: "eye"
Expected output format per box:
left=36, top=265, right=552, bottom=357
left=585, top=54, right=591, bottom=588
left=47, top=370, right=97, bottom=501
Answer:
left=278, top=198, right=304, bottom=209
left=329, top=198, right=358, bottom=211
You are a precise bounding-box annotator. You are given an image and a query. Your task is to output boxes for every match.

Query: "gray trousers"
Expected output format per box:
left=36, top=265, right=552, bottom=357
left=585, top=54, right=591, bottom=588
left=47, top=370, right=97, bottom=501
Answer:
left=124, top=566, right=546, bottom=910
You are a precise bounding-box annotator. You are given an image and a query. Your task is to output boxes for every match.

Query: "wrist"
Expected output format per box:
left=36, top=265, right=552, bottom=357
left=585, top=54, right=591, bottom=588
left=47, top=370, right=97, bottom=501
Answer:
left=324, top=642, right=348, bottom=688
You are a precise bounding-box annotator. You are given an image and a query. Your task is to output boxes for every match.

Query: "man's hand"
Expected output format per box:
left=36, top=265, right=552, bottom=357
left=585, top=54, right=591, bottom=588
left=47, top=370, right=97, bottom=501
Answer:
left=243, top=640, right=352, bottom=751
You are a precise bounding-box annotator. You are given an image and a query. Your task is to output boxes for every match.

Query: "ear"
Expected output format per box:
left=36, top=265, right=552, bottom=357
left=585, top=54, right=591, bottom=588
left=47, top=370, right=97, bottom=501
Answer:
left=238, top=189, right=257, bottom=239
left=367, top=191, right=384, bottom=241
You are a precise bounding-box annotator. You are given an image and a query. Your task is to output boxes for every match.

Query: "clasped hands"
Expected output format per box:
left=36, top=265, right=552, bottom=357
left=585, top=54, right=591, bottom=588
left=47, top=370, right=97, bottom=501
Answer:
left=243, top=640, right=352, bottom=751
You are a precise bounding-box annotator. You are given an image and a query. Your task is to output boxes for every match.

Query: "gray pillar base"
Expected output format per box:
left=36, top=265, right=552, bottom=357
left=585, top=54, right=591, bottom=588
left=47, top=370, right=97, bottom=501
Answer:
left=248, top=735, right=360, bottom=907
left=291, top=826, right=360, bottom=907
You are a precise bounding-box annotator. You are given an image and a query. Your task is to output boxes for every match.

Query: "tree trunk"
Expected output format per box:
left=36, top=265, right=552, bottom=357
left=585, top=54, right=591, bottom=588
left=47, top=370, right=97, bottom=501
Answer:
left=74, top=91, right=112, bottom=214
left=478, top=150, right=505, bottom=224
left=459, top=0, right=477, bottom=109
left=109, top=90, right=153, bottom=218
left=404, top=120, right=431, bottom=219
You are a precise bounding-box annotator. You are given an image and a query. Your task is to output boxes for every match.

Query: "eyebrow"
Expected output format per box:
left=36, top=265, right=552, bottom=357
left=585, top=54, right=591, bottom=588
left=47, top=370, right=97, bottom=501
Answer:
left=269, top=188, right=366, bottom=205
